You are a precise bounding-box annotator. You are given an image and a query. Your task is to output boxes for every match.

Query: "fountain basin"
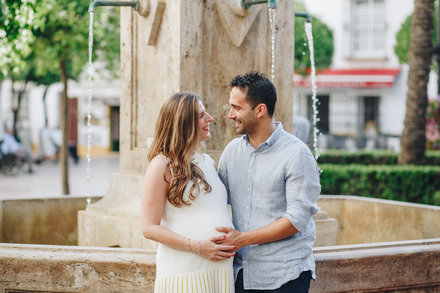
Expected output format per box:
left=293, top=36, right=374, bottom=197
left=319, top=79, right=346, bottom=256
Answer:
left=320, top=195, right=440, bottom=245
left=0, top=194, right=100, bottom=245
left=1, top=195, right=440, bottom=291
left=0, top=240, right=439, bottom=292
left=0, top=243, right=157, bottom=292
left=3, top=194, right=440, bottom=246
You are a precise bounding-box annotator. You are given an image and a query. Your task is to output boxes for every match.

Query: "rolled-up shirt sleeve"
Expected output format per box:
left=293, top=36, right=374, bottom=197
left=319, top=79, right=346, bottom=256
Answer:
left=283, top=149, right=321, bottom=232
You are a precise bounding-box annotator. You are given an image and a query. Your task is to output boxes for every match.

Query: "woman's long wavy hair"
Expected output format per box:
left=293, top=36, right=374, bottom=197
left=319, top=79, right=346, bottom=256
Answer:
left=148, top=93, right=212, bottom=207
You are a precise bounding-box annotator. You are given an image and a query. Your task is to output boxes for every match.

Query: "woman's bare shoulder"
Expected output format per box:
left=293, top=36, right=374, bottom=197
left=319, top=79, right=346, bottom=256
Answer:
left=151, top=154, right=170, bottom=163
left=147, top=155, right=172, bottom=179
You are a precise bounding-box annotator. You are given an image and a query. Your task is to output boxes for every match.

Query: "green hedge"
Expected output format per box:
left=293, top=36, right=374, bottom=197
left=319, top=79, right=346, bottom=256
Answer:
left=319, top=164, right=440, bottom=206
left=317, top=150, right=440, bottom=165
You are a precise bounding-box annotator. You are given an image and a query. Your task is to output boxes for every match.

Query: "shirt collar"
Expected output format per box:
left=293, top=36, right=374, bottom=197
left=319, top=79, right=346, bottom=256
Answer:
left=266, top=121, right=284, bottom=147
left=242, top=121, right=284, bottom=150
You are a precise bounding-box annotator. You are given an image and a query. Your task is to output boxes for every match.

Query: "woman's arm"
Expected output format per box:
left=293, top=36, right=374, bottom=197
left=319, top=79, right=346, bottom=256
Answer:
left=140, top=156, right=235, bottom=261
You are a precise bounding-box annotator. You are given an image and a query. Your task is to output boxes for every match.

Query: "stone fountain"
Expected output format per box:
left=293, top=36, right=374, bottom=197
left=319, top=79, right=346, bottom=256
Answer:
left=4, top=1, right=440, bottom=292
left=78, top=0, right=324, bottom=248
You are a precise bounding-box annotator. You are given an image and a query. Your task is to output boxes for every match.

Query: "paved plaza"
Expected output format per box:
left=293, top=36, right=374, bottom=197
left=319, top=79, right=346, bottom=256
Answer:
left=0, top=154, right=120, bottom=199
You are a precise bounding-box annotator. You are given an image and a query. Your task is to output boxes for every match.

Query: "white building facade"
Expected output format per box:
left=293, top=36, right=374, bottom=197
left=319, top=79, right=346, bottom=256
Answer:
left=295, top=0, right=437, bottom=150
left=0, top=76, right=120, bottom=159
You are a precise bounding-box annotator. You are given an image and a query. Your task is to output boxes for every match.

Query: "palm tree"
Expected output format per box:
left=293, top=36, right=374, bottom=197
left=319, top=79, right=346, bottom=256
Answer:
left=398, top=0, right=435, bottom=165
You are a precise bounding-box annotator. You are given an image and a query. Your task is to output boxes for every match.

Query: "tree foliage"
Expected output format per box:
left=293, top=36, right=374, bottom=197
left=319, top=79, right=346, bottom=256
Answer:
left=0, top=0, right=39, bottom=78
left=394, top=5, right=438, bottom=64
left=29, top=0, right=120, bottom=194
left=1, top=0, right=120, bottom=194
left=295, top=2, right=334, bottom=75
left=1, top=0, right=120, bottom=83
left=31, top=0, right=120, bottom=81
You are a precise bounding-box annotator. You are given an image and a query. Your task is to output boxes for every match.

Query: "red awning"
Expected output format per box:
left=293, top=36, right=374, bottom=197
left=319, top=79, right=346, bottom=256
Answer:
left=294, top=68, right=401, bottom=89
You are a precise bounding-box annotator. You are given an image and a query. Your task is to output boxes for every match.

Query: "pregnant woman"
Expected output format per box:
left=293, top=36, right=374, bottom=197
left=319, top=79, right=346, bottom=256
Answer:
left=141, top=92, right=236, bottom=293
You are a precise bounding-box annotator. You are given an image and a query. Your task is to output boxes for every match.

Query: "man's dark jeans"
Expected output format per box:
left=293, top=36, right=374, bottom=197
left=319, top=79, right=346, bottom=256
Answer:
left=235, top=269, right=312, bottom=293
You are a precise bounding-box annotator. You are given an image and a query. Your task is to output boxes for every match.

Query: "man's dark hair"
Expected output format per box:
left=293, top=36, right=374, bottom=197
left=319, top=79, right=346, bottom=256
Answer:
left=229, top=71, right=277, bottom=117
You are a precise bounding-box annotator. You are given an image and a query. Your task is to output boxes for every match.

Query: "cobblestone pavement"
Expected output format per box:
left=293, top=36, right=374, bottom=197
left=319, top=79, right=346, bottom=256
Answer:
left=0, top=155, right=120, bottom=198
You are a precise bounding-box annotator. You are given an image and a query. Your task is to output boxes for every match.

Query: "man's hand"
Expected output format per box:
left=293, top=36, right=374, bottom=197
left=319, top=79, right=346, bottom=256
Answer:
left=215, top=226, right=247, bottom=251
left=216, top=218, right=298, bottom=249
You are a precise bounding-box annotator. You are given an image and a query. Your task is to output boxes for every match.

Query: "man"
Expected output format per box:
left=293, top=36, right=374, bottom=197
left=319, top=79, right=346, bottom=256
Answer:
left=217, top=72, right=321, bottom=292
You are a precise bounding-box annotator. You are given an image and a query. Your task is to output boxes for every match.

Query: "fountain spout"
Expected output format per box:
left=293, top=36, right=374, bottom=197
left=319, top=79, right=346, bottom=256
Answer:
left=295, top=11, right=311, bottom=23
left=241, top=0, right=276, bottom=10
left=89, top=0, right=150, bottom=17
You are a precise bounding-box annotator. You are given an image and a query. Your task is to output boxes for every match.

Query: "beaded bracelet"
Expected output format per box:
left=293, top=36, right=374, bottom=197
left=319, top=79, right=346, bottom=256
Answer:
left=196, top=240, right=201, bottom=255
left=187, top=238, right=191, bottom=252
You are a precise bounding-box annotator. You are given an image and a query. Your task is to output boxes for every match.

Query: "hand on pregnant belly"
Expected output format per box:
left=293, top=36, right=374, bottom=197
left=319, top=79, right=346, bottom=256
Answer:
left=199, top=235, right=236, bottom=261
left=215, top=226, right=246, bottom=251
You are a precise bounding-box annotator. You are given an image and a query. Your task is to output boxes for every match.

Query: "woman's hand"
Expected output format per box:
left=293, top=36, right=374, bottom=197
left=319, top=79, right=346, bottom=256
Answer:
left=197, top=237, right=236, bottom=261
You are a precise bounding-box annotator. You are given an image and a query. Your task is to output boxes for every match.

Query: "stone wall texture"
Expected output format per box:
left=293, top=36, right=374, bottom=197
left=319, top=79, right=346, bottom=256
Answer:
left=1, top=240, right=439, bottom=292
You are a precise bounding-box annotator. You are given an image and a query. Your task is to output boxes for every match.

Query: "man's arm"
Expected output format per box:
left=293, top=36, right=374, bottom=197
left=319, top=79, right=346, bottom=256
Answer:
left=216, top=217, right=298, bottom=250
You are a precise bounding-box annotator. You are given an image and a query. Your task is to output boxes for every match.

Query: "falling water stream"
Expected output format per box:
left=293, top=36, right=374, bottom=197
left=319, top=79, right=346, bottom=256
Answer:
left=268, top=7, right=276, bottom=81
left=84, top=9, right=95, bottom=244
left=304, top=21, right=320, bottom=160
left=269, top=8, right=320, bottom=161
left=86, top=10, right=94, bottom=204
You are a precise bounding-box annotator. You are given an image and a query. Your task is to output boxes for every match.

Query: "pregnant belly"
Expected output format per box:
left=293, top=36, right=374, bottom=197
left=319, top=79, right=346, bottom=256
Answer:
left=163, top=211, right=233, bottom=241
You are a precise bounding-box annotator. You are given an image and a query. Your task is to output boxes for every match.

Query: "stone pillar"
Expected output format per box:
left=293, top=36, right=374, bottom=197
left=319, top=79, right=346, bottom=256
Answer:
left=78, top=0, right=295, bottom=248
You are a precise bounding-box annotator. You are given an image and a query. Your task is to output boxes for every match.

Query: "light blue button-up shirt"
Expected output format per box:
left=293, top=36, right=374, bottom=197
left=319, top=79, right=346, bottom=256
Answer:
left=218, top=122, right=321, bottom=290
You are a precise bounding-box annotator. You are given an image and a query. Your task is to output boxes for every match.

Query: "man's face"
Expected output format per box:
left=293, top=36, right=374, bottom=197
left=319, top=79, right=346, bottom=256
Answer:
left=228, top=87, right=258, bottom=135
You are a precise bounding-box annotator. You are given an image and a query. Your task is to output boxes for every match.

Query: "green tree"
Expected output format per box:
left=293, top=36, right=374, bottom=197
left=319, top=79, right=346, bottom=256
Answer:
left=294, top=2, right=334, bottom=75
left=30, top=0, right=120, bottom=194
left=394, top=6, right=438, bottom=64
left=395, top=15, right=413, bottom=65
left=0, top=0, right=40, bottom=140
left=2, top=0, right=120, bottom=193
left=0, top=0, right=39, bottom=78
left=398, top=0, right=435, bottom=165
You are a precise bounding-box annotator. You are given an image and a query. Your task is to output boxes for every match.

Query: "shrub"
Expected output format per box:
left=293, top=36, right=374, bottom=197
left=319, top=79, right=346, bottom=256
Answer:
left=319, top=164, right=440, bottom=205
left=317, top=150, right=440, bottom=165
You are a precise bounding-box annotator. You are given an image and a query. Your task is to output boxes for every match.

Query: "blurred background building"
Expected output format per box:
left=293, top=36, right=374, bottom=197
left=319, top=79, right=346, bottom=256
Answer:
left=294, top=0, right=437, bottom=151
left=0, top=72, right=120, bottom=161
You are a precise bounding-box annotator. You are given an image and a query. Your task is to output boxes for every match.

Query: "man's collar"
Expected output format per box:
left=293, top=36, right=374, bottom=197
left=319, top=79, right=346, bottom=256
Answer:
left=242, top=121, right=284, bottom=149
left=265, top=121, right=283, bottom=147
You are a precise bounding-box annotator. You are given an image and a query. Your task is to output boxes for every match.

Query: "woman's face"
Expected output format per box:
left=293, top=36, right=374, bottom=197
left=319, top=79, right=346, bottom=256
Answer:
left=197, top=100, right=213, bottom=141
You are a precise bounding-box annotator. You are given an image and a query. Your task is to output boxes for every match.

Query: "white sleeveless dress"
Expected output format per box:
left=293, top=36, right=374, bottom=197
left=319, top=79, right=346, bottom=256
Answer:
left=154, top=153, right=234, bottom=293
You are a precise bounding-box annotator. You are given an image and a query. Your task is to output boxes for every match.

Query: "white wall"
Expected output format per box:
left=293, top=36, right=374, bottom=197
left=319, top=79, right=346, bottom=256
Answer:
left=69, top=79, right=120, bottom=149
left=379, top=66, right=438, bottom=136
left=378, top=69, right=407, bottom=135
left=1, top=80, right=13, bottom=131
left=304, top=0, right=413, bottom=69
